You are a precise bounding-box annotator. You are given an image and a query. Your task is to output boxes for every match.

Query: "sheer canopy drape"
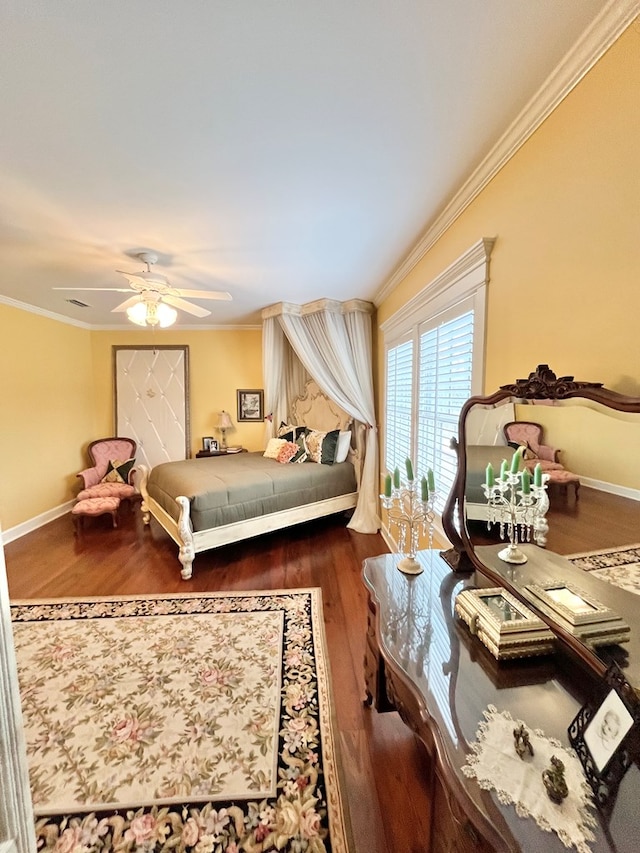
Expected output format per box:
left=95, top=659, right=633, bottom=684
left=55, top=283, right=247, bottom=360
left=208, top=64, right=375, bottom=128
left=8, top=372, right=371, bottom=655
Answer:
left=262, top=299, right=379, bottom=533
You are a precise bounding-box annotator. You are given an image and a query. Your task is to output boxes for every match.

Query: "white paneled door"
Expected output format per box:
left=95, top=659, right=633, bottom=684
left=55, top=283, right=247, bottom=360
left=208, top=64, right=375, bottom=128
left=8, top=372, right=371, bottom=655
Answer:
left=115, top=346, right=190, bottom=469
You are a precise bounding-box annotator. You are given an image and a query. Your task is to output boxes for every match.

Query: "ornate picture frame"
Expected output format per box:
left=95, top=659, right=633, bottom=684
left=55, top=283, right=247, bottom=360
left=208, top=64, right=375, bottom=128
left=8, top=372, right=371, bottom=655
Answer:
left=568, top=663, right=640, bottom=811
left=454, top=587, right=555, bottom=660
left=237, top=389, right=264, bottom=422
left=523, top=580, right=630, bottom=647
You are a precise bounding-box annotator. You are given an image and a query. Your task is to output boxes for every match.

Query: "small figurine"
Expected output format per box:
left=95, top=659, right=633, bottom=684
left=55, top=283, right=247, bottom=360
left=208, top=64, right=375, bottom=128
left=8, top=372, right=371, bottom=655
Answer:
left=542, top=755, right=569, bottom=804
left=513, top=724, right=534, bottom=759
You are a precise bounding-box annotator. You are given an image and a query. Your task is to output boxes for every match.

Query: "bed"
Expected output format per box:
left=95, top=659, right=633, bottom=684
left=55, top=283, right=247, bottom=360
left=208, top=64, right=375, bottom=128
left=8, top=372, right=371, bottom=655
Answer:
left=138, top=381, right=361, bottom=578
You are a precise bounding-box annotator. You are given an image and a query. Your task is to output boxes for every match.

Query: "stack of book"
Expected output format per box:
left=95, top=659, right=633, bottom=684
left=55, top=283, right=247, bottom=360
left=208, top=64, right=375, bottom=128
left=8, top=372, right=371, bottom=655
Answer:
left=225, top=446, right=243, bottom=453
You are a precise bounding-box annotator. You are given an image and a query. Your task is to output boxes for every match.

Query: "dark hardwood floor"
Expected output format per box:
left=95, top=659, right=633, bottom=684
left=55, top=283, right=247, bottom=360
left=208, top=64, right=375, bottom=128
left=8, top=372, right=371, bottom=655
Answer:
left=466, top=484, right=640, bottom=554
left=5, top=484, right=638, bottom=851
left=3, top=508, right=434, bottom=853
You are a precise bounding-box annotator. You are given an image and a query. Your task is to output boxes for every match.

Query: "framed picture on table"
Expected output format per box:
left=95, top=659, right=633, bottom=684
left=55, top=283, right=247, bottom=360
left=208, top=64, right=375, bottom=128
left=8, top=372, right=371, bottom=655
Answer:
left=568, top=663, right=640, bottom=811
left=237, top=389, right=264, bottom=422
left=202, top=436, right=214, bottom=451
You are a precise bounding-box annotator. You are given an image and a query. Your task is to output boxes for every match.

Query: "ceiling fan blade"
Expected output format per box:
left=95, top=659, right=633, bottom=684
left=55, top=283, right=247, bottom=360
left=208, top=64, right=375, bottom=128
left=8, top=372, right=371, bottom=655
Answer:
left=173, top=289, right=232, bottom=301
left=116, top=270, right=171, bottom=287
left=162, top=294, right=211, bottom=318
left=52, top=287, right=132, bottom=292
left=111, top=296, right=143, bottom=313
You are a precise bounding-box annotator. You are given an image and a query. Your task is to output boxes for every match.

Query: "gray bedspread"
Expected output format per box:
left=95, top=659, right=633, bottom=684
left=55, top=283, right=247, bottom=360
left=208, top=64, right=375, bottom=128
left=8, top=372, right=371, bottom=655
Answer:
left=147, top=452, right=357, bottom=531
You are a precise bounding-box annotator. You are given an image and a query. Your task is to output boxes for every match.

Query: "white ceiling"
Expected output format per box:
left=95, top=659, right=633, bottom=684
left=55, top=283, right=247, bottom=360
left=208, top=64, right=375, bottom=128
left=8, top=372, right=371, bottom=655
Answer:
left=0, top=0, right=613, bottom=328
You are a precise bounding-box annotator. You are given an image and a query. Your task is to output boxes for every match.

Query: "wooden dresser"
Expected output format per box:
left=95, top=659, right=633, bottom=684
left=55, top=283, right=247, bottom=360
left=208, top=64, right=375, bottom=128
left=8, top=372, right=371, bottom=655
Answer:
left=362, top=550, right=640, bottom=852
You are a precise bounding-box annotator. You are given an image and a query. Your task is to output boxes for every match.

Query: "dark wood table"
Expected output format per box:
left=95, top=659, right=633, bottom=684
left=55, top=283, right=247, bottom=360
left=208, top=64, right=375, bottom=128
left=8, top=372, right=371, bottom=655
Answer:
left=362, top=550, right=640, bottom=853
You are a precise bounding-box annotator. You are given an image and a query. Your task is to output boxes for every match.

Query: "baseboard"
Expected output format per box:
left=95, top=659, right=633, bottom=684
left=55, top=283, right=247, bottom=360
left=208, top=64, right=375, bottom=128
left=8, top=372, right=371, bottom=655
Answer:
left=1, top=501, right=74, bottom=546
left=580, top=478, right=640, bottom=502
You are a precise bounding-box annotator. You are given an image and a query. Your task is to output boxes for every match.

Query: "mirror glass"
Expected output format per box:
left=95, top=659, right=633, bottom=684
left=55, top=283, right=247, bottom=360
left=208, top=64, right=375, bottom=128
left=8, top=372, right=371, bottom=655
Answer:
left=449, top=372, right=640, bottom=687
left=463, top=396, right=640, bottom=556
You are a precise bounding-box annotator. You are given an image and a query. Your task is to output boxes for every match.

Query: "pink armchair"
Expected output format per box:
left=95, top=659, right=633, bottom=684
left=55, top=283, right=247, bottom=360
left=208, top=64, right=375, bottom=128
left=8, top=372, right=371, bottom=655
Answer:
left=77, top=437, right=138, bottom=501
left=502, top=422, right=564, bottom=472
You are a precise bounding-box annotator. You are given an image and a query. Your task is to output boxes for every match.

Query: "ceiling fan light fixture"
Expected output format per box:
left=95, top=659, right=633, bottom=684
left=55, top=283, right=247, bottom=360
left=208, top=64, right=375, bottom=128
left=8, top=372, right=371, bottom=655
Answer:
left=126, top=298, right=177, bottom=328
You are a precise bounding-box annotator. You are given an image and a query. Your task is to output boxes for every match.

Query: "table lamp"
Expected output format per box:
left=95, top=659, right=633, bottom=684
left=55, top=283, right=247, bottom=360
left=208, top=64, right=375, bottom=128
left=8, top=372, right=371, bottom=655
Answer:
left=217, top=410, right=233, bottom=449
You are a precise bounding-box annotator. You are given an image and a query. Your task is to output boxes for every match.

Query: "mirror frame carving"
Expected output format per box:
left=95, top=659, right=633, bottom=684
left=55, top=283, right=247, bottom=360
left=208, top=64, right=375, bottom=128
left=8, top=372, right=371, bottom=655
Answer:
left=441, top=364, right=640, bottom=674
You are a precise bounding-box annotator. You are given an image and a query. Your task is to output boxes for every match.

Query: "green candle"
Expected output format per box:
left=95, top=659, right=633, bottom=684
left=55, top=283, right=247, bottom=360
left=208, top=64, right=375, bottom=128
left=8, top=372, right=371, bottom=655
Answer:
left=485, top=462, right=494, bottom=488
left=500, top=459, right=508, bottom=481
left=393, top=466, right=400, bottom=489
left=421, top=475, right=428, bottom=502
left=384, top=473, right=392, bottom=498
left=510, top=446, right=523, bottom=474
left=533, top=462, right=542, bottom=488
left=427, top=468, right=435, bottom=492
left=405, top=457, right=414, bottom=481
left=521, top=468, right=531, bottom=495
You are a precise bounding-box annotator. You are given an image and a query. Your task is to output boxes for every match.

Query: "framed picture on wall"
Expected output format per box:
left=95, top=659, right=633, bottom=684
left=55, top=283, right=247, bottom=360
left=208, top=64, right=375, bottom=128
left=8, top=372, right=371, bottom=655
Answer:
left=237, top=389, right=264, bottom=422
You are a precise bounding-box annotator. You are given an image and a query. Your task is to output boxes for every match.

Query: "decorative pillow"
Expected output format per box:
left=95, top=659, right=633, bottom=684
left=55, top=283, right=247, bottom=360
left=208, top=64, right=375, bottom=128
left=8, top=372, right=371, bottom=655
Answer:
left=289, top=434, right=309, bottom=463
left=507, top=441, right=535, bottom=459
left=263, top=438, right=288, bottom=459
left=304, top=429, right=340, bottom=464
left=277, top=423, right=309, bottom=442
left=101, top=458, right=135, bottom=484
left=334, top=430, right=352, bottom=464
left=276, top=441, right=299, bottom=464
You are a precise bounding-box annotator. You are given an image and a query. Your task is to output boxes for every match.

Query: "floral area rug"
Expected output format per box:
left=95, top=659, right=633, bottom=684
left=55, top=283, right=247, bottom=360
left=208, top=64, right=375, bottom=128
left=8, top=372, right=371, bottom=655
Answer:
left=11, top=589, right=352, bottom=853
left=566, top=544, right=640, bottom=595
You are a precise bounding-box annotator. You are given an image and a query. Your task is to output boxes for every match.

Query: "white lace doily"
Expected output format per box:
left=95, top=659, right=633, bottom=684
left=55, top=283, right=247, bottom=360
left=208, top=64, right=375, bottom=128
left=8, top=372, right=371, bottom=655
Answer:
left=462, top=705, right=597, bottom=853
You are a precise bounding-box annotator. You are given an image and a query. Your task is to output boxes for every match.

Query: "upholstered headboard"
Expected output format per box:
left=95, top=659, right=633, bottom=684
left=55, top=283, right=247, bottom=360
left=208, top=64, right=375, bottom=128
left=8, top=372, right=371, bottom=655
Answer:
left=290, top=380, right=352, bottom=432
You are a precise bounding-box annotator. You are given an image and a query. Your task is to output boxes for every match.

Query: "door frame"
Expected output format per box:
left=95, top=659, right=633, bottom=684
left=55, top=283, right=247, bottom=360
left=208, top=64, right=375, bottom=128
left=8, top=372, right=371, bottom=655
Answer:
left=0, top=537, right=36, bottom=853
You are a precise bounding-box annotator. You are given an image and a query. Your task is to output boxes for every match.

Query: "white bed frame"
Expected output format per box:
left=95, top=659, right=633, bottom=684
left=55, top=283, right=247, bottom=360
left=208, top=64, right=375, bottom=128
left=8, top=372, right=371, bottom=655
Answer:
left=138, top=381, right=361, bottom=579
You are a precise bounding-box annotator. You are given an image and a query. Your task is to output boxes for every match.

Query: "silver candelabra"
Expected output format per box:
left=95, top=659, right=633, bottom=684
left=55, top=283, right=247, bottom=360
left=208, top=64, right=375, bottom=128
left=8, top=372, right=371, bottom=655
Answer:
left=482, top=458, right=549, bottom=564
left=381, top=464, right=436, bottom=574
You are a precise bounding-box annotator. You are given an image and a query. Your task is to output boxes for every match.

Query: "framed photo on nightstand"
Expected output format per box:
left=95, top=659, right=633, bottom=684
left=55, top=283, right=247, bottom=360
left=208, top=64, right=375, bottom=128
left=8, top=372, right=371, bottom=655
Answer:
left=202, top=436, right=214, bottom=451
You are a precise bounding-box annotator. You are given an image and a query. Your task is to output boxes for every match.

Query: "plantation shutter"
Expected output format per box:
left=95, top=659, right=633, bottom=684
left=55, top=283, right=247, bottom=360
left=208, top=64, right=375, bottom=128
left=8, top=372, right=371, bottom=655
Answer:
left=416, top=308, right=474, bottom=511
left=385, top=338, right=413, bottom=473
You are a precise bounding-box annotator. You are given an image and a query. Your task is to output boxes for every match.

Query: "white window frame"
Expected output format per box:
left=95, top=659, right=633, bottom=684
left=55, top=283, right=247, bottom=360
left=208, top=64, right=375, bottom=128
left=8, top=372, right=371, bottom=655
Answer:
left=380, top=238, right=494, bottom=525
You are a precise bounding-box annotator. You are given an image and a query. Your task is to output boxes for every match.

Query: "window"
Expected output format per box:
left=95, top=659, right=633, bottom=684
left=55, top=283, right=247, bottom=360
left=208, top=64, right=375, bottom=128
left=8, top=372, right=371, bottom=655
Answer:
left=416, top=307, right=474, bottom=508
left=381, top=238, right=493, bottom=514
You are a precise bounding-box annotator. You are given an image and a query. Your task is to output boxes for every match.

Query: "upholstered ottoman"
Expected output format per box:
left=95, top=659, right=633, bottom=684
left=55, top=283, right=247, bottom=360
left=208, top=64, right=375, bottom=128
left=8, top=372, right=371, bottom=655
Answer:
left=77, top=482, right=140, bottom=509
left=72, top=496, right=121, bottom=530
left=546, top=468, right=580, bottom=499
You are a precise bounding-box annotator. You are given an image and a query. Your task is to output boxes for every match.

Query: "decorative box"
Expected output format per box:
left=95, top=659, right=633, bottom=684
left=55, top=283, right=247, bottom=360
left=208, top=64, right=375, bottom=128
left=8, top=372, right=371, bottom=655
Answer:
left=455, top=587, right=555, bottom=660
left=523, top=581, right=630, bottom=648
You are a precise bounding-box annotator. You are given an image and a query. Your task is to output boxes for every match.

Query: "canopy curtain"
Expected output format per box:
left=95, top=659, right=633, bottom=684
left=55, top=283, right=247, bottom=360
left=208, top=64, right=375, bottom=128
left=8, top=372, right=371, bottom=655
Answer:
left=262, top=299, right=379, bottom=533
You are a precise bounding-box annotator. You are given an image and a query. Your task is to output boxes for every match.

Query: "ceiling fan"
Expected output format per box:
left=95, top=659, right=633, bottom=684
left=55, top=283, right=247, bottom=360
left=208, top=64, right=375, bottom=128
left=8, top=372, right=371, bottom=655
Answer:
left=53, top=251, right=232, bottom=325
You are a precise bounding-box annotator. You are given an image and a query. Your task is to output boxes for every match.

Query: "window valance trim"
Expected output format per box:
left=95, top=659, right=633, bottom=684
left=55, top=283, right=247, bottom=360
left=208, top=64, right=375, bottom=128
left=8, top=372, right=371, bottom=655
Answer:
left=380, top=237, right=495, bottom=340
left=262, top=298, right=375, bottom=320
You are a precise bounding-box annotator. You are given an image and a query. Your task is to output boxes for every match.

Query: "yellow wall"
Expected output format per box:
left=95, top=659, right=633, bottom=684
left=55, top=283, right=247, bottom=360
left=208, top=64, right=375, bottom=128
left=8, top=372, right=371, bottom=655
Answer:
left=0, top=304, right=95, bottom=529
left=0, top=308, right=263, bottom=531
left=377, top=24, right=640, bottom=398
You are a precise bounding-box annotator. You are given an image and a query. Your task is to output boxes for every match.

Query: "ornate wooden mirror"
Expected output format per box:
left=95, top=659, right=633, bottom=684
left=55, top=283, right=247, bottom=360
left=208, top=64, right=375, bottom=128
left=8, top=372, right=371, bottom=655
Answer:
left=441, top=364, right=640, bottom=686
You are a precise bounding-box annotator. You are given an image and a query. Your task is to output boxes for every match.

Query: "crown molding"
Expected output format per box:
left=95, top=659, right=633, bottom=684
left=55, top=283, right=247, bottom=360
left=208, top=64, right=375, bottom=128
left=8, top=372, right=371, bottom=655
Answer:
left=0, top=297, right=262, bottom=332
left=374, top=0, right=640, bottom=306
left=0, top=294, right=92, bottom=329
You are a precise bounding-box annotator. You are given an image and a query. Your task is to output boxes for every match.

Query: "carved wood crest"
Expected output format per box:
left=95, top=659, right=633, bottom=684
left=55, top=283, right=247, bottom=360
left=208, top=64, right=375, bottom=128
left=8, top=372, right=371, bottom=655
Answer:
left=500, top=364, right=602, bottom=399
